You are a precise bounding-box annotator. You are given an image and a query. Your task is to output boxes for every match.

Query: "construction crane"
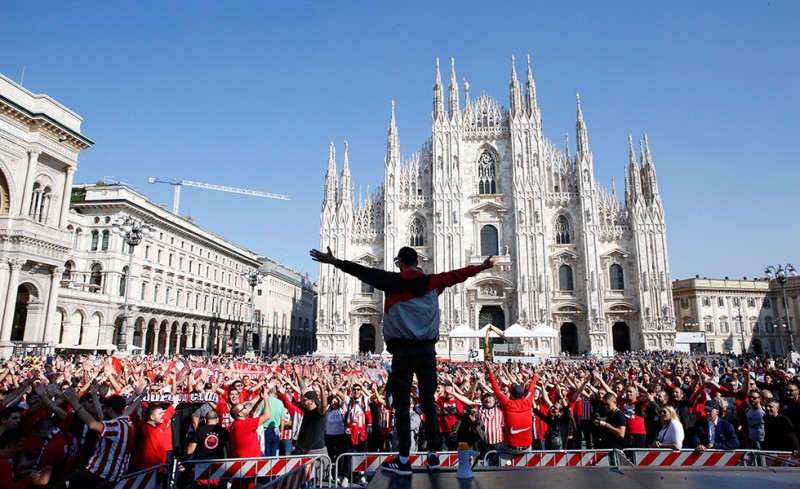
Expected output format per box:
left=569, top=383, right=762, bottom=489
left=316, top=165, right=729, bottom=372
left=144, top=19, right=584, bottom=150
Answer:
left=147, top=177, right=290, bottom=214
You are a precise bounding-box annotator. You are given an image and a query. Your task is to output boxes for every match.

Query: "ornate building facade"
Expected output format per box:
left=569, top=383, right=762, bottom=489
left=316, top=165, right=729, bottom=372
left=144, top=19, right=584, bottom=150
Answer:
left=317, top=57, right=676, bottom=357
left=0, top=74, right=93, bottom=356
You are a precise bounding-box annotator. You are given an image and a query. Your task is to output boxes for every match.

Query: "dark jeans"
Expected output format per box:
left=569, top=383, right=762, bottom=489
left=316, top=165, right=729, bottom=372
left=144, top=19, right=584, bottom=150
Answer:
left=52, top=468, right=102, bottom=489
left=264, top=427, right=281, bottom=457
left=387, top=341, right=441, bottom=457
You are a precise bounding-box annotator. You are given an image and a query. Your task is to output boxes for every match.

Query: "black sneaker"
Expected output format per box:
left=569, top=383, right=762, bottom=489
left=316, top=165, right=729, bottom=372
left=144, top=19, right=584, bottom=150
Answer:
left=381, top=456, right=412, bottom=476
left=427, top=454, right=441, bottom=471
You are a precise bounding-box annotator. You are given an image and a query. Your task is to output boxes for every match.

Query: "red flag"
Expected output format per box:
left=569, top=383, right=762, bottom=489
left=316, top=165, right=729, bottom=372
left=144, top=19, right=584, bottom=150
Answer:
left=110, top=357, right=123, bottom=374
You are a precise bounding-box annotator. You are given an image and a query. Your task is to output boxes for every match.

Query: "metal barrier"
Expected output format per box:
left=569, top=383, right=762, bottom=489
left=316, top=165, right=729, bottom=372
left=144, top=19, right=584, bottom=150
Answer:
left=756, top=451, right=800, bottom=467
left=114, top=463, right=169, bottom=489
left=260, top=459, right=317, bottom=489
left=623, top=449, right=752, bottom=467
left=333, top=452, right=459, bottom=486
left=483, top=449, right=613, bottom=467
left=180, top=454, right=331, bottom=489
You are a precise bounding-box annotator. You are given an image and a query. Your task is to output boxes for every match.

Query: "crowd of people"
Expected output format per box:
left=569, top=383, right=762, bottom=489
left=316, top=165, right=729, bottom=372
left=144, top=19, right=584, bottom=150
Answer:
left=0, top=350, right=798, bottom=488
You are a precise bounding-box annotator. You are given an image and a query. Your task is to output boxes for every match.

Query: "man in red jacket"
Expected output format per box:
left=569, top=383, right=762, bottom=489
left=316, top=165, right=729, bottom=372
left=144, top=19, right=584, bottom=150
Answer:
left=312, top=245, right=496, bottom=476
left=486, top=362, right=538, bottom=465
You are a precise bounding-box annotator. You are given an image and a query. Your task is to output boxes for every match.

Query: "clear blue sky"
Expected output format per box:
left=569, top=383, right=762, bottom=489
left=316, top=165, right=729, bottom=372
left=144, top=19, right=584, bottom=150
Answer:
left=2, top=1, right=798, bottom=281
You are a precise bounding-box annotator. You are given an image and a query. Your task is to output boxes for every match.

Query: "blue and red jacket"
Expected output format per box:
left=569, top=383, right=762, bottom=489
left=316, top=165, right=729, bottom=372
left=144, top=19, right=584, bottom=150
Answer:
left=334, top=260, right=483, bottom=351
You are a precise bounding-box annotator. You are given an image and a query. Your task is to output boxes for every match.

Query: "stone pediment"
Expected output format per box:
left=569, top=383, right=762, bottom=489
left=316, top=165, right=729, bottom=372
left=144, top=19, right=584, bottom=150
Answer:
left=468, top=201, right=508, bottom=219
left=354, top=252, right=381, bottom=265
left=607, top=302, right=637, bottom=313
left=601, top=248, right=629, bottom=265
left=554, top=302, right=586, bottom=314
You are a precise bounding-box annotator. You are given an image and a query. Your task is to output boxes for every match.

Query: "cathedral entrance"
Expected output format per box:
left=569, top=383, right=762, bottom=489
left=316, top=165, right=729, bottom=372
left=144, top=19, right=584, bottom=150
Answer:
left=479, top=305, right=505, bottom=350
left=560, top=322, right=578, bottom=354
left=612, top=322, right=631, bottom=352
left=359, top=323, right=376, bottom=354
left=752, top=338, right=763, bottom=355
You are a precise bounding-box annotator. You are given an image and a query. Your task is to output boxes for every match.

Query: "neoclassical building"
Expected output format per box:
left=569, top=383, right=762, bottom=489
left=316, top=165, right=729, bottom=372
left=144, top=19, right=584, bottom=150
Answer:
left=252, top=257, right=317, bottom=355
left=0, top=73, right=316, bottom=357
left=673, top=275, right=799, bottom=356
left=0, top=74, right=93, bottom=356
left=317, top=57, right=675, bottom=357
left=59, top=184, right=260, bottom=355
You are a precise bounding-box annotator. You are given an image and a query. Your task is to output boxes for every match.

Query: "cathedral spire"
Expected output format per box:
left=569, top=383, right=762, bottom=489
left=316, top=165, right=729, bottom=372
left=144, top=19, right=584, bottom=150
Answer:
left=565, top=133, right=571, bottom=162
left=448, top=57, right=460, bottom=119
left=576, top=94, right=589, bottom=156
left=339, top=140, right=352, bottom=206
left=386, top=100, right=400, bottom=165
left=626, top=135, right=643, bottom=207
left=323, top=142, right=338, bottom=208
left=524, top=54, right=538, bottom=116
left=433, top=58, right=444, bottom=121
left=641, top=133, right=661, bottom=205
left=510, top=55, right=523, bottom=117
left=464, top=78, right=470, bottom=108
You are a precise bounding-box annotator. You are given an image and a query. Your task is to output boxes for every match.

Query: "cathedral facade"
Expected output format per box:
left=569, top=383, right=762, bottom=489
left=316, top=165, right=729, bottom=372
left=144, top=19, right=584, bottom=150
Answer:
left=317, top=57, right=675, bottom=358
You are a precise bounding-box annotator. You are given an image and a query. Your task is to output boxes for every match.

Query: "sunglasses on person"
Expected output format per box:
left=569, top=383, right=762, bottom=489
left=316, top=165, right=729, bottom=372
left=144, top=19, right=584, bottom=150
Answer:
left=749, top=396, right=760, bottom=400
left=659, top=410, right=668, bottom=415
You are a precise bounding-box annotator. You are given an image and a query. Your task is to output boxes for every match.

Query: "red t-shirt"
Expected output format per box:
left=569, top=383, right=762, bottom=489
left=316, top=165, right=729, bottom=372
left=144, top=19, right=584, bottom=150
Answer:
left=131, top=406, right=176, bottom=471
left=230, top=417, right=262, bottom=458
left=216, top=397, right=233, bottom=428
left=622, top=400, right=646, bottom=435
left=0, top=457, right=31, bottom=489
left=437, top=396, right=464, bottom=432
left=38, top=429, right=78, bottom=481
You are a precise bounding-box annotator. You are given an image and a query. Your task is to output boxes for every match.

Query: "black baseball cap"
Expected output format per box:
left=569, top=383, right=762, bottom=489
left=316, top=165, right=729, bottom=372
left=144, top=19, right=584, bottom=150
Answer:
left=394, top=247, right=418, bottom=264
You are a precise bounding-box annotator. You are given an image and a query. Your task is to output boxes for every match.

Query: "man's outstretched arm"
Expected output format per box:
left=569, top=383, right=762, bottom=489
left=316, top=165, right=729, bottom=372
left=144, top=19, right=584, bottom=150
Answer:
left=311, top=246, right=395, bottom=290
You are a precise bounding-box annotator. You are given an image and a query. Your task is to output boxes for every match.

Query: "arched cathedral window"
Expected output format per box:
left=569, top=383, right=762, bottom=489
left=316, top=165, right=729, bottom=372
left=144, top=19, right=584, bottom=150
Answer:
left=480, top=225, right=499, bottom=256
left=409, top=217, right=425, bottom=247
left=555, top=215, right=571, bottom=244
left=477, top=150, right=497, bottom=194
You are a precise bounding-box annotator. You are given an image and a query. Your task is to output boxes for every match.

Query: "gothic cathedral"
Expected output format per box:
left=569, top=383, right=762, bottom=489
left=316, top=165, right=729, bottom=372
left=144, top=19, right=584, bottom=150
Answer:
left=316, top=57, right=675, bottom=358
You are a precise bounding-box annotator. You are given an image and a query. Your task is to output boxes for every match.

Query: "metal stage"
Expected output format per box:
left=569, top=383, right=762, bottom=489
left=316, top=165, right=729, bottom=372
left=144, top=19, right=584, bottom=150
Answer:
left=368, top=466, right=800, bottom=489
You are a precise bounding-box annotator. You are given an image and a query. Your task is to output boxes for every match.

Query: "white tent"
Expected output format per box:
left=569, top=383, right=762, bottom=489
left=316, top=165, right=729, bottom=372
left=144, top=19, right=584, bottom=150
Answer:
left=503, top=323, right=539, bottom=338
left=531, top=324, right=560, bottom=338
left=448, top=325, right=482, bottom=338
left=476, top=324, right=503, bottom=338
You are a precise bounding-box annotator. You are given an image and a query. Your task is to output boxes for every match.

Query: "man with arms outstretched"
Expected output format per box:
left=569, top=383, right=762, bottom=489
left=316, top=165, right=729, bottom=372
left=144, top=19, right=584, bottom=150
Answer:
left=311, top=245, right=496, bottom=476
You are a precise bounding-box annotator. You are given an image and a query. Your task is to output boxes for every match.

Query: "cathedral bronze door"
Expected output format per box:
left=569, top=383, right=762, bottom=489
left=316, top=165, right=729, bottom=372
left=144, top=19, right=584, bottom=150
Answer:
left=560, top=322, right=578, bottom=354
left=359, top=323, right=376, bottom=354
left=612, top=322, right=631, bottom=352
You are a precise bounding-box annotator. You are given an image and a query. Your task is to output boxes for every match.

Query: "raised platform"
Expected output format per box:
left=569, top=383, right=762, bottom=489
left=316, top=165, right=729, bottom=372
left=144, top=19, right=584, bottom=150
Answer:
left=368, top=466, right=799, bottom=489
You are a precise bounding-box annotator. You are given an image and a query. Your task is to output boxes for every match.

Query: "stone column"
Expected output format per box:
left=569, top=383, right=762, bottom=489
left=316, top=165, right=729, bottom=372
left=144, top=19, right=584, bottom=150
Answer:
left=0, top=261, right=9, bottom=323
left=58, top=167, right=75, bottom=228
left=1, top=260, right=25, bottom=341
left=42, top=267, right=62, bottom=345
left=164, top=326, right=172, bottom=355
left=19, top=150, right=40, bottom=216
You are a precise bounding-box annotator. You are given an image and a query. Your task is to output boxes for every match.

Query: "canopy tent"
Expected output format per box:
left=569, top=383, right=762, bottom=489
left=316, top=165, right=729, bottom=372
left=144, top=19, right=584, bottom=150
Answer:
left=448, top=325, right=482, bottom=338
left=476, top=324, right=503, bottom=338
left=531, top=323, right=560, bottom=338
left=503, top=323, right=539, bottom=338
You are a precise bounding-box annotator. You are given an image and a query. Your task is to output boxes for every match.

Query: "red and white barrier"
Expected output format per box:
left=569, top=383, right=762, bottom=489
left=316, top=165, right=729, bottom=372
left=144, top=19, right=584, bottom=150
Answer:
left=192, top=456, right=317, bottom=480
left=504, top=451, right=610, bottom=467
left=633, top=450, right=744, bottom=467
left=351, top=453, right=458, bottom=473
left=260, top=460, right=316, bottom=489
left=114, top=469, right=158, bottom=489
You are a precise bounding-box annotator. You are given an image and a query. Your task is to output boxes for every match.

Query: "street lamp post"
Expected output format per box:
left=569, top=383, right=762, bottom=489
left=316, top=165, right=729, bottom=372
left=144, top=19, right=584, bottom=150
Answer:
left=736, top=305, right=746, bottom=354
left=242, top=269, right=263, bottom=356
left=765, top=264, right=797, bottom=354
left=110, top=217, right=156, bottom=352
